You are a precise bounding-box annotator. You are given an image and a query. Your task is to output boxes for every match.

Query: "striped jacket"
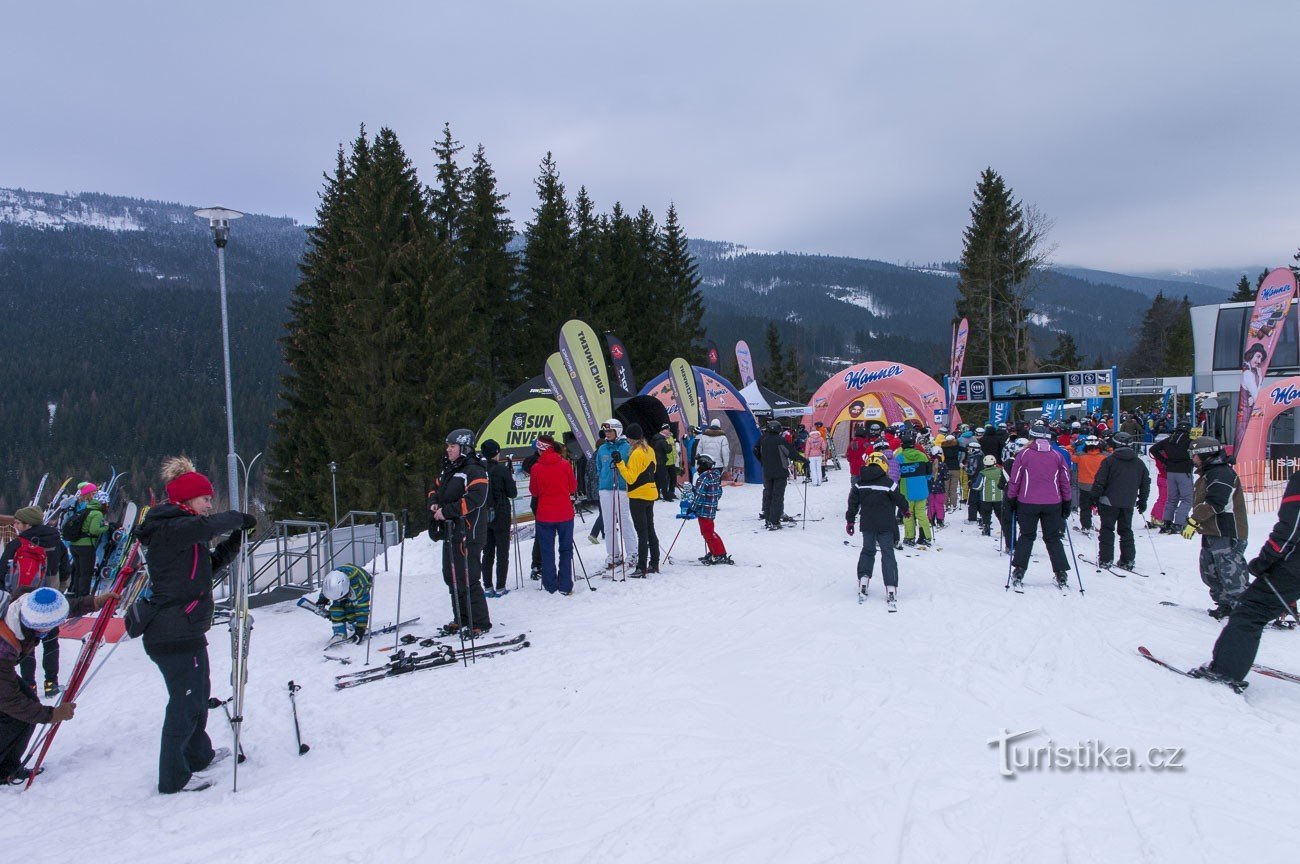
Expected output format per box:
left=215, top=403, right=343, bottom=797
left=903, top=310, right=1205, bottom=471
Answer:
left=326, top=564, right=372, bottom=629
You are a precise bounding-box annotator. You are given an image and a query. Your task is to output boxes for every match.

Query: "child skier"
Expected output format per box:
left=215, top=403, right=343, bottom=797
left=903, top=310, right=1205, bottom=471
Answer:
left=1179, top=437, right=1248, bottom=619
left=847, top=452, right=908, bottom=610
left=964, top=440, right=984, bottom=524
left=974, top=455, right=1009, bottom=542
left=927, top=446, right=948, bottom=529
left=0, top=506, right=72, bottom=696
left=683, top=454, right=731, bottom=565
left=896, top=429, right=933, bottom=548
left=1071, top=436, right=1105, bottom=534
left=318, top=564, right=373, bottom=647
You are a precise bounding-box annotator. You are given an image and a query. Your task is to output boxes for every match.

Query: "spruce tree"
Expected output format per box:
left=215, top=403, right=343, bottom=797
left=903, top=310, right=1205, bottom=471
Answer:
left=660, top=203, right=706, bottom=368
left=1163, top=297, right=1194, bottom=376
left=518, top=153, right=573, bottom=378
left=955, top=168, right=1049, bottom=375
left=763, top=322, right=788, bottom=393
left=429, top=123, right=465, bottom=246
left=1229, top=274, right=1255, bottom=302
left=1040, top=332, right=1083, bottom=372
left=460, top=143, right=519, bottom=400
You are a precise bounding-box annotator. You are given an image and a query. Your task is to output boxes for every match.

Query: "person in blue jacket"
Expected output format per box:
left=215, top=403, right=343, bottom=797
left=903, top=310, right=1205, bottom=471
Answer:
left=595, top=419, right=635, bottom=569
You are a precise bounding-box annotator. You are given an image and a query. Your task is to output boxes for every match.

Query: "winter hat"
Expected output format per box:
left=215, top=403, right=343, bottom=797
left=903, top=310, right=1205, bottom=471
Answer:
left=480, top=439, right=501, bottom=459
left=534, top=434, right=555, bottom=453
left=625, top=423, right=644, bottom=441
left=709, top=419, right=721, bottom=429
left=20, top=587, right=70, bottom=632
left=77, top=482, right=97, bottom=497
left=162, top=455, right=215, bottom=504
left=14, top=506, right=43, bottom=527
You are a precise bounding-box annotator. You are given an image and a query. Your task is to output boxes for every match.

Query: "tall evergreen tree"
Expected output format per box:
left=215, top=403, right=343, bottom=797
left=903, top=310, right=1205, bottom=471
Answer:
left=1040, top=332, right=1083, bottom=372
left=429, top=123, right=465, bottom=246
left=660, top=203, right=706, bottom=368
left=1163, top=296, right=1194, bottom=376
left=459, top=143, right=518, bottom=400
left=763, top=322, right=789, bottom=393
left=518, top=153, right=573, bottom=378
left=1229, top=274, right=1255, bottom=302
left=954, top=168, right=1049, bottom=375
left=1124, top=292, right=1192, bottom=378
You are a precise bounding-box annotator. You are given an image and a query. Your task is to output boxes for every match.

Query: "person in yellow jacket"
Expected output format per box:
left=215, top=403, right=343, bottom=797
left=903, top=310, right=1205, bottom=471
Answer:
left=613, top=423, right=659, bottom=577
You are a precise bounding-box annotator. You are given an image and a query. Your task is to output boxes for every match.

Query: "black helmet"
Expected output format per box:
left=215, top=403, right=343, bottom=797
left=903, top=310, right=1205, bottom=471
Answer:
left=1189, top=436, right=1223, bottom=458
left=446, top=428, right=476, bottom=450
left=984, top=424, right=996, bottom=435
left=766, top=420, right=782, bottom=433
left=1029, top=421, right=1052, bottom=440
left=695, top=453, right=716, bottom=471
left=900, top=428, right=917, bottom=446
left=1111, top=431, right=1134, bottom=447
left=1176, top=421, right=1191, bottom=432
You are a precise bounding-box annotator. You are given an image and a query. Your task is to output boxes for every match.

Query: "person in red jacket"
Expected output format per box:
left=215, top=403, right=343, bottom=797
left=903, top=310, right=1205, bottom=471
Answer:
left=528, top=435, right=578, bottom=595
left=845, top=427, right=871, bottom=476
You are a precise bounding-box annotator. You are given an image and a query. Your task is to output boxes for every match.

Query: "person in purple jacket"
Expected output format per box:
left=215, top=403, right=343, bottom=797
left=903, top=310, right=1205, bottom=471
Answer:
left=1007, top=422, right=1074, bottom=590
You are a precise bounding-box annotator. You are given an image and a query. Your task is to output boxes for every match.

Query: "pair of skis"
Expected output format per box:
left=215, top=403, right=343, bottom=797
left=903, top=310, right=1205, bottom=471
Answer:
left=1077, top=553, right=1149, bottom=579
left=335, top=633, right=530, bottom=689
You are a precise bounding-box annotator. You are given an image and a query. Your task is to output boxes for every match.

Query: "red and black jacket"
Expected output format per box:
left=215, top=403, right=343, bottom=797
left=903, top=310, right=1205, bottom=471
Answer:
left=430, top=456, right=490, bottom=545
left=1258, top=472, right=1300, bottom=575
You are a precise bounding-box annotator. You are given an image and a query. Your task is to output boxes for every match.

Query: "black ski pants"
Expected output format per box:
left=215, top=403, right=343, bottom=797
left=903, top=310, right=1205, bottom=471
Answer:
left=19, top=629, right=59, bottom=688
left=0, top=692, right=39, bottom=781
left=1213, top=569, right=1300, bottom=682
left=628, top=498, right=659, bottom=571
left=149, top=646, right=215, bottom=794
left=480, top=520, right=511, bottom=592
left=761, top=475, right=788, bottom=527
left=857, top=531, right=899, bottom=588
left=657, top=465, right=677, bottom=501
left=1077, top=487, right=1097, bottom=531
left=443, top=534, right=491, bottom=631
left=1098, top=504, right=1135, bottom=565
left=71, top=545, right=96, bottom=596
left=1012, top=503, right=1070, bottom=573
left=967, top=485, right=981, bottom=523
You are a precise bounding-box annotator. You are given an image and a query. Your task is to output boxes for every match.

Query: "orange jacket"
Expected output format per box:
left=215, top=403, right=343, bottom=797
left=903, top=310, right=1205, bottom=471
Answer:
left=1072, top=450, right=1105, bottom=486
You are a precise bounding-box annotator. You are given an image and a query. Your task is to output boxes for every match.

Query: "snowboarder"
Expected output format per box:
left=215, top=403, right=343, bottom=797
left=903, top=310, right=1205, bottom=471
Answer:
left=0, top=587, right=113, bottom=784
left=430, top=429, right=492, bottom=637
left=529, top=434, right=578, bottom=594
left=136, top=456, right=253, bottom=793
left=684, top=453, right=730, bottom=564
left=847, top=452, right=908, bottom=609
left=478, top=439, right=517, bottom=596
left=1194, top=468, right=1300, bottom=690
left=1007, top=423, right=1073, bottom=588
left=896, top=429, right=933, bottom=547
left=612, top=424, right=659, bottom=577
left=318, top=565, right=373, bottom=647
left=0, top=506, right=71, bottom=696
left=1091, top=431, right=1150, bottom=571
left=1179, top=437, right=1248, bottom=618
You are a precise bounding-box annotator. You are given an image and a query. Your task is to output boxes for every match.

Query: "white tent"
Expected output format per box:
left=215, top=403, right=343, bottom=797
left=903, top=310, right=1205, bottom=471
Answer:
left=740, top=380, right=812, bottom=418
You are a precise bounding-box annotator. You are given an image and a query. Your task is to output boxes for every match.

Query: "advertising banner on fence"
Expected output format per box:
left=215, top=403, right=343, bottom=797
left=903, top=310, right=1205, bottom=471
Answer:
left=947, top=317, right=969, bottom=415
left=735, top=340, right=756, bottom=387
left=605, top=332, right=637, bottom=400
left=1234, top=268, right=1299, bottom=449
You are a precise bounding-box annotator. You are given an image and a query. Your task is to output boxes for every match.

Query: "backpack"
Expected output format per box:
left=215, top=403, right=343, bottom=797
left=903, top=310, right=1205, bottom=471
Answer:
left=11, top=537, right=47, bottom=590
left=61, top=508, right=90, bottom=542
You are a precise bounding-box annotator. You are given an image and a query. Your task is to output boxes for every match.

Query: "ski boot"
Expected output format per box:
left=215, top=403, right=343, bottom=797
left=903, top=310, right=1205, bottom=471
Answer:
left=698, top=553, right=715, bottom=565
left=780, top=514, right=797, bottom=525
left=3, top=766, right=44, bottom=786
left=437, top=620, right=463, bottom=637
left=916, top=537, right=932, bottom=549
left=886, top=589, right=897, bottom=612
left=980, top=524, right=991, bottom=537
left=903, top=538, right=917, bottom=548
left=1269, top=615, right=1296, bottom=630
left=1011, top=568, right=1026, bottom=591
left=894, top=540, right=904, bottom=551
left=712, top=554, right=734, bottom=565
left=1054, top=571, right=1070, bottom=589
left=529, top=565, right=542, bottom=581
left=43, top=679, right=60, bottom=698
left=1189, top=663, right=1248, bottom=693
left=1207, top=604, right=1232, bottom=621
left=1118, top=559, right=1136, bottom=572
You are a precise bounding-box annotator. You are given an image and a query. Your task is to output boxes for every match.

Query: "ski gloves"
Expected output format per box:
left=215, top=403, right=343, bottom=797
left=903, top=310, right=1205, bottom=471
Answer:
left=845, top=523, right=855, bottom=536
left=1248, top=556, right=1276, bottom=577
left=1181, top=518, right=1200, bottom=540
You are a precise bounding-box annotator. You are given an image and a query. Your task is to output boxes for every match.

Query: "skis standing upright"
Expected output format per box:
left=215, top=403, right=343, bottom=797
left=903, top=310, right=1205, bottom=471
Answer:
left=28, top=473, right=49, bottom=508
left=228, top=454, right=260, bottom=792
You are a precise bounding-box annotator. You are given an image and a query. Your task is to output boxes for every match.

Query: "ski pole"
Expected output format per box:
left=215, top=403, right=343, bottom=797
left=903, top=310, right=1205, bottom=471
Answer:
left=1063, top=514, right=1086, bottom=595
left=459, top=533, right=477, bottom=664
left=614, top=488, right=627, bottom=582
left=1004, top=515, right=1017, bottom=590
left=662, top=516, right=690, bottom=565
left=510, top=499, right=523, bottom=591
left=572, top=538, right=595, bottom=591
left=1260, top=574, right=1300, bottom=628
left=1142, top=522, right=1168, bottom=575
left=288, top=681, right=310, bottom=755
left=802, top=471, right=809, bottom=531
left=393, top=509, right=407, bottom=653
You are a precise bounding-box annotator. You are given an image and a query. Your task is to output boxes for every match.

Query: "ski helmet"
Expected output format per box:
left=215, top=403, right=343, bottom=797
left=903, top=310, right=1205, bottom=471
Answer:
left=1014, top=437, right=1030, bottom=451
left=867, top=452, right=889, bottom=471
left=968, top=440, right=982, bottom=451
left=872, top=438, right=891, bottom=452
left=322, top=569, right=349, bottom=601
left=1189, top=436, right=1223, bottom=458
left=930, top=445, right=942, bottom=457
left=445, top=428, right=475, bottom=450
left=900, top=428, right=917, bottom=447
left=1084, top=435, right=1100, bottom=448
left=1112, top=431, right=1134, bottom=448
left=602, top=418, right=623, bottom=436
left=766, top=420, right=782, bottom=433
left=695, top=453, right=716, bottom=471
left=982, top=454, right=996, bottom=467
left=1029, top=422, right=1052, bottom=440
left=984, top=424, right=997, bottom=435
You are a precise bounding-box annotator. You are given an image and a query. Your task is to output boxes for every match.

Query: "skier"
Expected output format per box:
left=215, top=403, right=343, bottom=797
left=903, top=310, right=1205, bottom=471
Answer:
left=940, top=431, right=962, bottom=511
left=1147, top=438, right=1169, bottom=528
left=1091, top=431, right=1151, bottom=572
left=429, top=429, right=492, bottom=638
left=1148, top=422, right=1194, bottom=532
left=529, top=434, right=578, bottom=594
left=0, top=506, right=71, bottom=696
left=318, top=565, right=372, bottom=647
left=755, top=420, right=806, bottom=530
left=1179, top=437, right=1248, bottom=618
left=805, top=428, right=826, bottom=487
left=478, top=439, right=517, bottom=597
left=982, top=424, right=1008, bottom=466
left=846, top=451, right=908, bottom=609
left=1071, top=436, right=1105, bottom=534
left=65, top=484, right=110, bottom=596
left=612, top=424, right=659, bottom=577
left=1007, top=423, right=1073, bottom=588
left=695, top=419, right=733, bottom=484
left=684, top=453, right=731, bottom=564
left=595, top=419, right=635, bottom=570
left=0, top=587, right=113, bottom=784
left=845, top=427, right=871, bottom=476
left=927, top=446, right=948, bottom=529
left=963, top=440, right=984, bottom=524
left=136, top=456, right=253, bottom=793
left=1194, top=468, right=1300, bottom=690
left=896, top=429, right=933, bottom=548
left=974, top=455, right=1009, bottom=542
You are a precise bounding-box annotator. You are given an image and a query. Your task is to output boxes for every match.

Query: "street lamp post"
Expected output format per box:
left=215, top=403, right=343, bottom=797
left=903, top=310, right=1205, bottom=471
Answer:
left=328, top=461, right=339, bottom=525
left=195, top=206, right=245, bottom=511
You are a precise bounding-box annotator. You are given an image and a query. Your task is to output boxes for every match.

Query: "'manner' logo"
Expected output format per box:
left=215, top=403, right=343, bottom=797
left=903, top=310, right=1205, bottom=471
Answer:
left=844, top=364, right=902, bottom=391
left=1270, top=385, right=1300, bottom=406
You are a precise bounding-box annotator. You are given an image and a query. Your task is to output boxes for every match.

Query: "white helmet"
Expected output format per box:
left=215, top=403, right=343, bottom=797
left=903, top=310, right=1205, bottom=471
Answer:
left=323, top=569, right=350, bottom=601
left=603, top=418, right=623, bottom=436
left=1014, top=437, right=1030, bottom=451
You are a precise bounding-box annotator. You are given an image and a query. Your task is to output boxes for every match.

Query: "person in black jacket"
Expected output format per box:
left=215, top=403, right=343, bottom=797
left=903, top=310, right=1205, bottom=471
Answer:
left=430, top=429, right=491, bottom=637
left=135, top=456, right=253, bottom=794
left=982, top=424, right=1008, bottom=466
left=1149, top=423, right=1194, bottom=532
left=0, top=506, right=73, bottom=697
left=754, top=421, right=807, bottom=530
left=651, top=424, right=677, bottom=501
left=1090, top=432, right=1150, bottom=570
left=477, top=440, right=518, bottom=597
left=1196, top=469, right=1300, bottom=690
left=846, top=455, right=908, bottom=607
left=1180, top=437, right=1249, bottom=618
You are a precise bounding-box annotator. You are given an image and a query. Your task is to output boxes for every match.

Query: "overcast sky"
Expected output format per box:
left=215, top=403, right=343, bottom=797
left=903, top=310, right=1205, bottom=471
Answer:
left=5, top=1, right=1297, bottom=272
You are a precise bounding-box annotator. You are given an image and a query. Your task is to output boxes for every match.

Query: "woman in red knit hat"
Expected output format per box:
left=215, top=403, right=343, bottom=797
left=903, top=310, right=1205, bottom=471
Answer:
left=135, top=455, right=255, bottom=793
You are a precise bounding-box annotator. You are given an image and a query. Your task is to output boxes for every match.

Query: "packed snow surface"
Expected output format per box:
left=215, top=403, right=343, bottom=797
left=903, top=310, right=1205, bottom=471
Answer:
left=10, top=468, right=1300, bottom=863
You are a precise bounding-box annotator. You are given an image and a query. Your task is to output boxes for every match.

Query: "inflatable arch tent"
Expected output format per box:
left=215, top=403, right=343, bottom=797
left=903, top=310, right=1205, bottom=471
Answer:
left=1233, top=374, right=1300, bottom=490
left=640, top=367, right=762, bottom=483
left=805, top=361, right=961, bottom=455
